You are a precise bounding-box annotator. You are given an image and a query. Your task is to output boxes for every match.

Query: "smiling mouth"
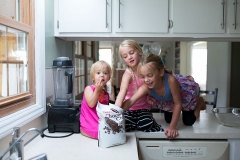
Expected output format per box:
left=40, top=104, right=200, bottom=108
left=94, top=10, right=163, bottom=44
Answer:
left=129, top=60, right=134, bottom=64
left=145, top=81, right=153, bottom=86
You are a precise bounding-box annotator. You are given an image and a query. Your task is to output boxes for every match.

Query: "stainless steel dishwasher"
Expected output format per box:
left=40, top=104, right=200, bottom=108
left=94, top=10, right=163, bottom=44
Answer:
left=138, top=139, right=229, bottom=160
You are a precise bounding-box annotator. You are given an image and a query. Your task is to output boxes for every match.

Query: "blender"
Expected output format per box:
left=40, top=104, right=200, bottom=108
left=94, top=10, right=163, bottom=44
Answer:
left=47, top=57, right=80, bottom=133
left=52, top=57, right=74, bottom=108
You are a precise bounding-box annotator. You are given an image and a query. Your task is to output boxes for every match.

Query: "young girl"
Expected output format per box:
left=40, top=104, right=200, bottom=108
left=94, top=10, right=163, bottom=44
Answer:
left=122, top=53, right=205, bottom=139
left=80, top=60, right=112, bottom=139
left=115, top=39, right=164, bottom=132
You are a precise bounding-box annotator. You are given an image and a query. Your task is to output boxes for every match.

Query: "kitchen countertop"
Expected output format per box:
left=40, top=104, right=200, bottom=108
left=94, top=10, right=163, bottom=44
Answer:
left=136, top=113, right=240, bottom=139
left=24, top=113, right=240, bottom=160
left=25, top=133, right=138, bottom=160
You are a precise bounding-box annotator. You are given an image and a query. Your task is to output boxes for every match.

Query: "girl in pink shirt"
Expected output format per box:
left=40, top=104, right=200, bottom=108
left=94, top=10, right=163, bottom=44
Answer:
left=80, top=61, right=112, bottom=139
left=115, top=39, right=163, bottom=132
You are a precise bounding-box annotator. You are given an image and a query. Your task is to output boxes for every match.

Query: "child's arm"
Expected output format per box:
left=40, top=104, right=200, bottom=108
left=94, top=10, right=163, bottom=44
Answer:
left=85, top=80, right=105, bottom=108
left=164, top=75, right=182, bottom=139
left=121, top=84, right=149, bottom=111
left=115, top=72, right=132, bottom=107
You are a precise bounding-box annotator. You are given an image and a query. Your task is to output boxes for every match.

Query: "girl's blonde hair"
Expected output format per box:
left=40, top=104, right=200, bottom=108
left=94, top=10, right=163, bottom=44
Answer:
left=138, top=53, right=173, bottom=75
left=118, top=40, right=143, bottom=93
left=119, top=39, right=143, bottom=58
left=90, top=60, right=112, bottom=90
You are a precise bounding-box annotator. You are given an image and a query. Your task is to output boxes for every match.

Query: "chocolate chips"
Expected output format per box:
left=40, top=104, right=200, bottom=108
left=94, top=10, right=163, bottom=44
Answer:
left=104, top=117, right=123, bottom=134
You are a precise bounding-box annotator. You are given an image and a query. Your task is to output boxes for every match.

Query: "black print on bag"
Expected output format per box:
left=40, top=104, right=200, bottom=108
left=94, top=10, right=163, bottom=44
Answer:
left=104, top=117, right=123, bottom=134
left=110, top=108, right=119, bottom=113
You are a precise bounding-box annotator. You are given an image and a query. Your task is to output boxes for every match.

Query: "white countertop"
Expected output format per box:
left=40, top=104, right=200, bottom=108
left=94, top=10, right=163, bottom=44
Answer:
left=25, top=133, right=138, bottom=160
left=24, top=113, right=240, bottom=160
left=136, top=113, right=240, bottom=139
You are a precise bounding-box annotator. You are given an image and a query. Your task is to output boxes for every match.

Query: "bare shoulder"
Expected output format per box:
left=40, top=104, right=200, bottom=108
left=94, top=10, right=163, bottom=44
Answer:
left=121, top=70, right=132, bottom=83
left=168, top=74, right=179, bottom=92
left=84, top=86, right=93, bottom=94
left=167, top=74, right=179, bottom=86
left=139, top=83, right=150, bottom=94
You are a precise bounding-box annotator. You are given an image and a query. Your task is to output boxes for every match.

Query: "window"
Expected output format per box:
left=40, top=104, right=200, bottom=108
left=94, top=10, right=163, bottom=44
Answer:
left=0, top=26, right=28, bottom=97
left=99, top=48, right=112, bottom=68
left=99, top=48, right=112, bottom=94
left=0, top=0, right=45, bottom=138
left=0, top=0, right=35, bottom=117
left=191, top=42, right=207, bottom=90
left=74, top=41, right=96, bottom=100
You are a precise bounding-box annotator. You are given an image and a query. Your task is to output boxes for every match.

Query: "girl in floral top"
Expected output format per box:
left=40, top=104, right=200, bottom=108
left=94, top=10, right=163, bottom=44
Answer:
left=80, top=60, right=111, bottom=139
left=122, top=53, right=205, bottom=139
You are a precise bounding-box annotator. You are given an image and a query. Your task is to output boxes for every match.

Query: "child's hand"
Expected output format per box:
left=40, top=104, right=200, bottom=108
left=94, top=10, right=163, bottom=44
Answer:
left=95, top=78, right=104, bottom=92
left=147, top=95, right=156, bottom=105
left=164, top=127, right=179, bottom=139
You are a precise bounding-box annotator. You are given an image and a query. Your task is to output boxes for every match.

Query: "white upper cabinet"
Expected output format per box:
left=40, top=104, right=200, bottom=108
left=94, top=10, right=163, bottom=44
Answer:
left=57, top=0, right=112, bottom=33
left=54, top=0, right=240, bottom=39
left=115, top=0, right=169, bottom=33
left=227, top=0, right=240, bottom=33
left=172, top=0, right=225, bottom=34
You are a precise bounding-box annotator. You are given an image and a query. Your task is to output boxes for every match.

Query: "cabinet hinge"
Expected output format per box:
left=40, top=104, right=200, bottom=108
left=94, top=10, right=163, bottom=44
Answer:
left=57, top=20, right=59, bottom=29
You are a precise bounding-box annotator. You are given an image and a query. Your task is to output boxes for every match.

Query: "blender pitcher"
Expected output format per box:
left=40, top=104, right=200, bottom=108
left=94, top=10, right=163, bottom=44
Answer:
left=52, top=57, right=74, bottom=108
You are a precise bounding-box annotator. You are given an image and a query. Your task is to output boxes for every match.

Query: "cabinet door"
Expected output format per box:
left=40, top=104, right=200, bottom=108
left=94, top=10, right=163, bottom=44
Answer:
left=115, top=0, right=169, bottom=33
left=58, top=0, right=111, bottom=33
left=227, top=0, right=240, bottom=33
left=172, top=0, right=225, bottom=33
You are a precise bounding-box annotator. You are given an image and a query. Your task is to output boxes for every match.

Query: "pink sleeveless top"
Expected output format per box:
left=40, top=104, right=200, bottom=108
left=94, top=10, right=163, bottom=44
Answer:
left=124, top=69, right=151, bottom=111
left=80, top=85, right=109, bottom=139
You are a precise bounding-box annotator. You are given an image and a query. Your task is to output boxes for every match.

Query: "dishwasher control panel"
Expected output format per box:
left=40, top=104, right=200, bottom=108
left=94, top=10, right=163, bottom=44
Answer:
left=138, top=140, right=229, bottom=160
left=162, top=146, right=206, bottom=158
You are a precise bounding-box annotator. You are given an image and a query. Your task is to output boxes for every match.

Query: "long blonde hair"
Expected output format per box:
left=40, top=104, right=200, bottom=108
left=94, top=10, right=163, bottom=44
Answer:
left=118, top=39, right=143, bottom=93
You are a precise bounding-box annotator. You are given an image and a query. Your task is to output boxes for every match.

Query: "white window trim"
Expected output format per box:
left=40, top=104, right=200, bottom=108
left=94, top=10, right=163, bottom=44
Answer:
left=0, top=0, right=45, bottom=139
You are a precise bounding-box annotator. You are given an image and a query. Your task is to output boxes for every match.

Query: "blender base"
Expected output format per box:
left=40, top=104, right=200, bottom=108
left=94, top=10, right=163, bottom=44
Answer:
left=47, top=107, right=80, bottom=133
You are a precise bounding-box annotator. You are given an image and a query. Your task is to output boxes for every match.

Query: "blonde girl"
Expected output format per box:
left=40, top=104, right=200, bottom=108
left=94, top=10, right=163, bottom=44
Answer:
left=115, top=39, right=163, bottom=132
left=80, top=60, right=112, bottom=139
left=122, top=53, right=204, bottom=139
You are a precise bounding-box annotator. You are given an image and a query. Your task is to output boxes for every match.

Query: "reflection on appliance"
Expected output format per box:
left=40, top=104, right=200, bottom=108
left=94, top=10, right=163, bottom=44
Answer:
left=138, top=139, right=229, bottom=160
left=52, top=57, right=74, bottom=108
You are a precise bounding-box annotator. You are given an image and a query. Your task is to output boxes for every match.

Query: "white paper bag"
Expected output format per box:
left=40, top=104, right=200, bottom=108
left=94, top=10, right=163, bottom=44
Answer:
left=97, top=102, right=126, bottom=148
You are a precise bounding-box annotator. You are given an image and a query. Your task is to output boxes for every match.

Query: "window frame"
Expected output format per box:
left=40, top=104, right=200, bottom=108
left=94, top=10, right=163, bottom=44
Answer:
left=74, top=41, right=95, bottom=100
left=0, top=0, right=45, bottom=138
left=0, top=15, right=35, bottom=116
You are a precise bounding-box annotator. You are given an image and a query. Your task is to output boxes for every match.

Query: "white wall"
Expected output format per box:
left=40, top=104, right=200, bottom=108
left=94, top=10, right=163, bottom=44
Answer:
left=180, top=42, right=231, bottom=112
left=206, top=42, right=231, bottom=112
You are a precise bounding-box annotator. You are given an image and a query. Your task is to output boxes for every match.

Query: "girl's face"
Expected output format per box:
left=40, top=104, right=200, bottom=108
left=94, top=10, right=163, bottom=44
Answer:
left=120, top=46, right=141, bottom=68
left=93, top=66, right=110, bottom=85
left=139, top=64, right=164, bottom=89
